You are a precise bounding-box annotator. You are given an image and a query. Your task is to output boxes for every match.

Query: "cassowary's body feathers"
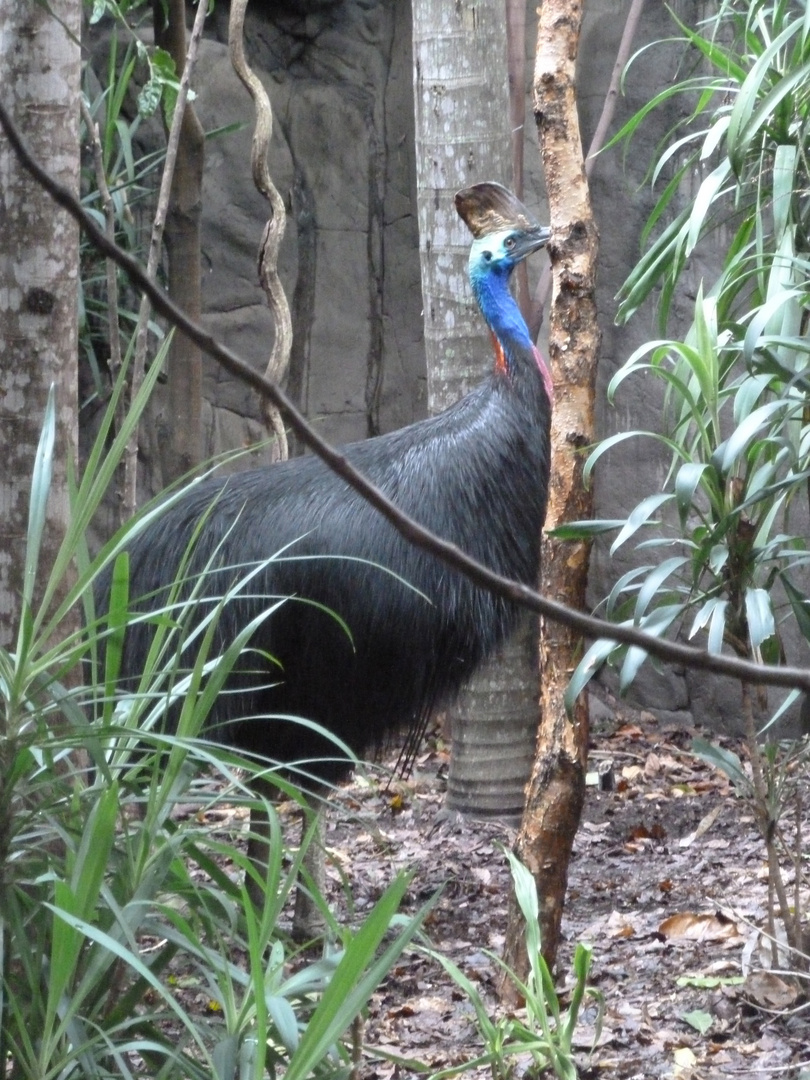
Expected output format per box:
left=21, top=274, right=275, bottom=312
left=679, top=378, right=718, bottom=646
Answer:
left=100, top=183, right=553, bottom=784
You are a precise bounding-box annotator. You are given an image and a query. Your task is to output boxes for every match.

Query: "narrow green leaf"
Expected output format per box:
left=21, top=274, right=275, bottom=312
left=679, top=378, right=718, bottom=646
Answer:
left=744, top=290, right=805, bottom=365
left=690, top=285, right=720, bottom=409
left=601, top=78, right=717, bottom=155
left=675, top=462, right=709, bottom=524
left=688, top=597, right=729, bottom=653
left=731, top=56, right=810, bottom=176
left=284, top=876, right=432, bottom=1080
left=265, top=995, right=299, bottom=1054
left=772, top=143, right=798, bottom=239
left=46, top=879, right=82, bottom=1040
left=745, top=586, right=775, bottom=652
left=45, top=906, right=209, bottom=1055
left=22, top=385, right=56, bottom=610
left=607, top=564, right=653, bottom=620
left=634, top=558, right=688, bottom=621
left=72, top=782, right=119, bottom=921
left=644, top=158, right=695, bottom=246
left=700, top=113, right=731, bottom=160
left=565, top=636, right=619, bottom=714
left=102, top=553, right=130, bottom=722
left=668, top=8, right=747, bottom=82
left=692, top=737, right=751, bottom=793
left=619, top=604, right=683, bottom=691
left=583, top=429, right=673, bottom=488
left=686, top=162, right=732, bottom=256
left=708, top=599, right=728, bottom=655
left=732, top=374, right=773, bottom=425
left=212, top=1036, right=239, bottom=1080
left=781, top=575, right=810, bottom=643
left=615, top=205, right=691, bottom=324
left=548, top=520, right=625, bottom=541
left=423, top=949, right=498, bottom=1044
left=611, top=493, right=673, bottom=555
left=36, top=332, right=172, bottom=642
left=713, top=400, right=786, bottom=474
left=651, top=130, right=706, bottom=188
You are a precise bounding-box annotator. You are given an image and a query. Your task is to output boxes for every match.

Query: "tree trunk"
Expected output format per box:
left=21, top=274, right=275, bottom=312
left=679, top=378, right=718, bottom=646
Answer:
left=445, top=612, right=539, bottom=819
left=501, top=0, right=599, bottom=987
left=411, top=0, right=540, bottom=818
left=506, top=0, right=530, bottom=317
left=153, top=0, right=204, bottom=486
left=412, top=0, right=509, bottom=408
left=0, top=0, right=80, bottom=645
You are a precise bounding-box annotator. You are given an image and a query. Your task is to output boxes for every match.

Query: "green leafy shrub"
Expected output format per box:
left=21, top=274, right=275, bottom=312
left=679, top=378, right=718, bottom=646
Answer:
left=560, top=0, right=810, bottom=963
left=422, top=849, right=602, bottom=1080
left=565, top=0, right=810, bottom=719
left=0, top=366, right=432, bottom=1078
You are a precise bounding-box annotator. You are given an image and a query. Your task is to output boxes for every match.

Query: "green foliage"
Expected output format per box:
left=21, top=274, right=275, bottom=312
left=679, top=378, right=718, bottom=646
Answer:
left=78, top=6, right=236, bottom=405
left=693, top=729, right=810, bottom=849
left=87, top=0, right=184, bottom=123
left=422, top=849, right=603, bottom=1080
left=563, top=0, right=810, bottom=721
left=0, top=368, right=433, bottom=1078
left=612, top=0, right=810, bottom=330
left=79, top=27, right=168, bottom=402
left=681, top=1009, right=713, bottom=1035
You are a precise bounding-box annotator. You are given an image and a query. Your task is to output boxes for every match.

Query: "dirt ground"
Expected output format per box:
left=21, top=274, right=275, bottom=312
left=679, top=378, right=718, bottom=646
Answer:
left=297, top=696, right=810, bottom=1079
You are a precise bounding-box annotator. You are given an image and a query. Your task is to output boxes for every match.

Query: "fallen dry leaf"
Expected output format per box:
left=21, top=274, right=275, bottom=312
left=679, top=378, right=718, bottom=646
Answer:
left=743, top=971, right=800, bottom=1010
left=605, top=910, right=636, bottom=938
left=679, top=804, right=724, bottom=847
left=659, top=912, right=743, bottom=942
left=673, top=1044, right=698, bottom=1074
left=644, top=751, right=662, bottom=777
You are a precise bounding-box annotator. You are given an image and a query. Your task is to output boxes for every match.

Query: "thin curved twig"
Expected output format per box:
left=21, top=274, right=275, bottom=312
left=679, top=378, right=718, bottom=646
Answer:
left=4, top=98, right=810, bottom=693
left=228, top=0, right=291, bottom=460
left=123, top=0, right=209, bottom=517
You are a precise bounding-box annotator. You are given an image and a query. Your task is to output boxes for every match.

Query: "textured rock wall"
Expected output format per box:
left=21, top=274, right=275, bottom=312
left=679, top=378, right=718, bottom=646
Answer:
left=110, top=0, right=797, bottom=733
left=192, top=0, right=423, bottom=458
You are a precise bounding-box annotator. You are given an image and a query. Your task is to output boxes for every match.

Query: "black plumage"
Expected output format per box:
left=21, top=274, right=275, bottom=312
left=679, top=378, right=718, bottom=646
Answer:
left=97, top=182, right=553, bottom=783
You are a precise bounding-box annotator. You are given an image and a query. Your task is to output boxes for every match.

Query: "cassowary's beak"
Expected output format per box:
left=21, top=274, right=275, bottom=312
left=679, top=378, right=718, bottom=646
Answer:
left=513, top=224, right=552, bottom=262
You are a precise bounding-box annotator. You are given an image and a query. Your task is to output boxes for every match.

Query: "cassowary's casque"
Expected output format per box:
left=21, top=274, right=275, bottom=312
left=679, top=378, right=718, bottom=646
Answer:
left=97, top=182, right=553, bottom=782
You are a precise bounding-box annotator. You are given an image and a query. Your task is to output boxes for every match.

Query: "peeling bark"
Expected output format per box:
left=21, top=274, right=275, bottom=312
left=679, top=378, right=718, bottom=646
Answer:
left=500, top=0, right=599, bottom=988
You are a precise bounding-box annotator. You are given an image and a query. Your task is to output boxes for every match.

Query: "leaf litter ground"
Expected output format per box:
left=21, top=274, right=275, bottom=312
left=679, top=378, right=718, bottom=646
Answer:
left=284, top=695, right=810, bottom=1080
left=171, top=695, right=810, bottom=1078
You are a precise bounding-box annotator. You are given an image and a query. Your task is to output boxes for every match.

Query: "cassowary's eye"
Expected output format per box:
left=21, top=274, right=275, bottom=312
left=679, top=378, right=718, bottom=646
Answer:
left=504, top=236, right=516, bottom=250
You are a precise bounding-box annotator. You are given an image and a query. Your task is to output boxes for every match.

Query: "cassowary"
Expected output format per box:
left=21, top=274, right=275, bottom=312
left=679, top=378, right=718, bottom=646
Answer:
left=96, top=182, right=552, bottom=919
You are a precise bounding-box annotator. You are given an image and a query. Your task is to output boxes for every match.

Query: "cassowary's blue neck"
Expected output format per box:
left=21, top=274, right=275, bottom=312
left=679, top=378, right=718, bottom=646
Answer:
left=470, top=267, right=534, bottom=369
